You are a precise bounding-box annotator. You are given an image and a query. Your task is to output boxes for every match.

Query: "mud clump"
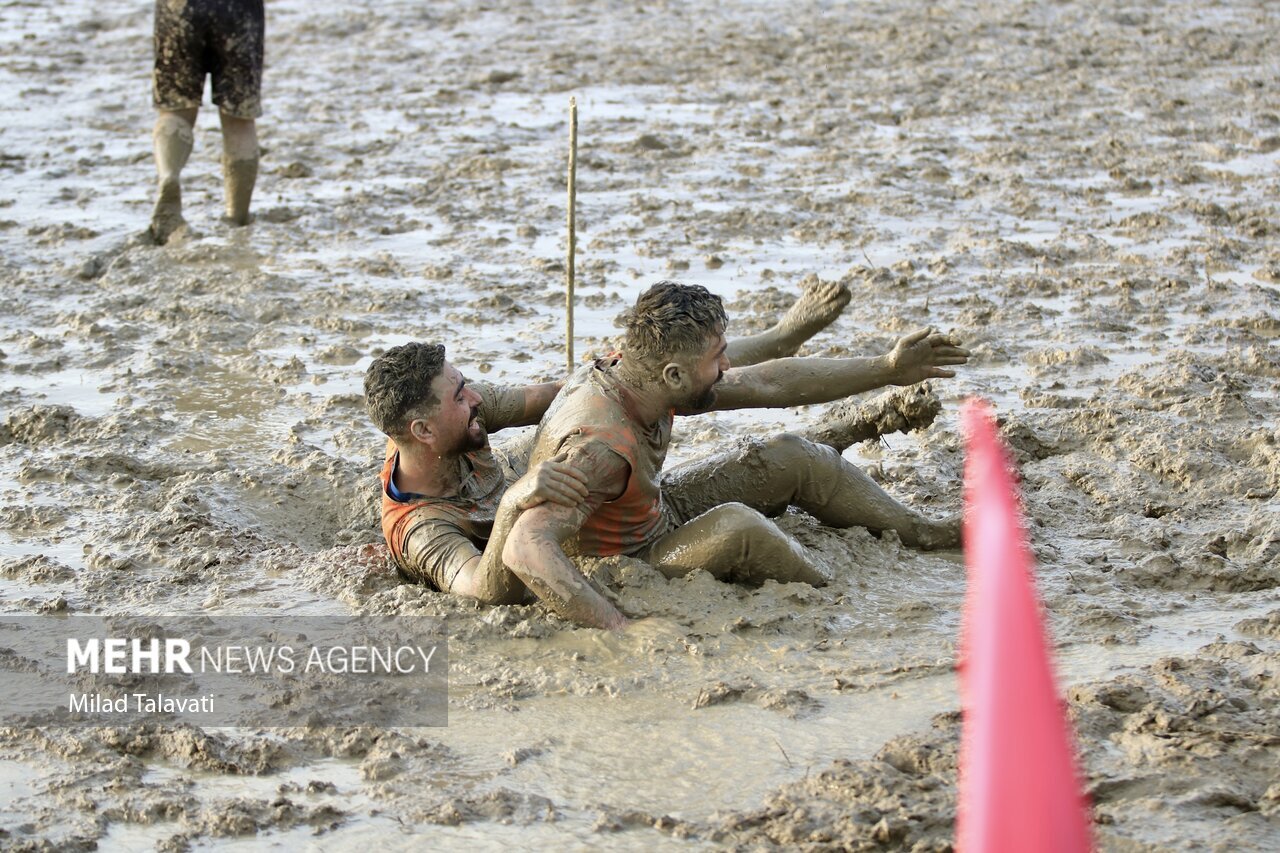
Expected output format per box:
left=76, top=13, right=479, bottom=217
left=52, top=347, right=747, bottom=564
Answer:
left=1235, top=609, right=1280, bottom=641
left=0, top=405, right=93, bottom=446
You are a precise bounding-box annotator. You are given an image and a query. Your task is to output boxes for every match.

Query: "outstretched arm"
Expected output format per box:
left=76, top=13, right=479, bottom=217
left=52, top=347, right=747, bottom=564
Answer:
left=709, top=328, right=968, bottom=411
left=475, top=381, right=566, bottom=435
left=501, top=443, right=631, bottom=630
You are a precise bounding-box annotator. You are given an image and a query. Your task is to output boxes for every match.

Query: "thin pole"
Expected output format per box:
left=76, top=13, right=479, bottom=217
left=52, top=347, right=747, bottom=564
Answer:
left=566, top=96, right=577, bottom=375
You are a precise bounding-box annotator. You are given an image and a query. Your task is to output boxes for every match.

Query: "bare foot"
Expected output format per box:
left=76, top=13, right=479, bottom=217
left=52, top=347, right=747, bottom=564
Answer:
left=772, top=274, right=852, bottom=355
left=909, top=512, right=962, bottom=551
left=805, top=383, right=942, bottom=453
left=147, top=179, right=186, bottom=245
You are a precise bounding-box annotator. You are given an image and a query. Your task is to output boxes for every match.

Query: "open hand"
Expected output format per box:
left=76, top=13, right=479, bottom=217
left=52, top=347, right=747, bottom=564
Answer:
left=513, top=450, right=590, bottom=510
left=887, top=328, right=969, bottom=385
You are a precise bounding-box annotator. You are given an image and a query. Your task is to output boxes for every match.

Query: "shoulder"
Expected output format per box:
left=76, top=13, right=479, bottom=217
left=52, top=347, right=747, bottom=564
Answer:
left=386, top=495, right=469, bottom=530
left=558, top=433, right=631, bottom=470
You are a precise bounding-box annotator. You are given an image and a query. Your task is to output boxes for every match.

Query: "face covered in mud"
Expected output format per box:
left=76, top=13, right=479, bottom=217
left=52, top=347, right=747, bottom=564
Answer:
left=674, top=330, right=730, bottom=411
left=419, top=362, right=486, bottom=455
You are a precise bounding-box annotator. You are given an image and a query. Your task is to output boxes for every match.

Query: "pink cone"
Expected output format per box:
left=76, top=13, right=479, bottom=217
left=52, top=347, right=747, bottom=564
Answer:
left=957, top=399, right=1093, bottom=853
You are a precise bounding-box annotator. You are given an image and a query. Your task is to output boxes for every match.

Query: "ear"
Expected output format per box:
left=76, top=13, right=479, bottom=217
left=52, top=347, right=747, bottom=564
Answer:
left=660, top=361, right=687, bottom=393
left=408, top=417, right=433, bottom=446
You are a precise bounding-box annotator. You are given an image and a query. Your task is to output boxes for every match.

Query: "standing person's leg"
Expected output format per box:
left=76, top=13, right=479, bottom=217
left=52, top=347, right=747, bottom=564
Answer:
left=210, top=0, right=264, bottom=225
left=219, top=114, right=258, bottom=224
left=150, top=108, right=197, bottom=242
left=150, top=0, right=206, bottom=243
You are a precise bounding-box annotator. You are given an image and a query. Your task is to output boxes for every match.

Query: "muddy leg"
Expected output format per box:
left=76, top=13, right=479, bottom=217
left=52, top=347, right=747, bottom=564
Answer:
left=648, top=502, right=827, bottom=586
left=725, top=276, right=851, bottom=367
left=149, top=108, right=196, bottom=244
left=672, top=434, right=960, bottom=549
left=219, top=113, right=258, bottom=225
left=800, top=384, right=942, bottom=453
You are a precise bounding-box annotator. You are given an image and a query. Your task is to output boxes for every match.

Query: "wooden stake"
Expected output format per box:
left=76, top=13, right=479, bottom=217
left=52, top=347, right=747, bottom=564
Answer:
left=566, top=96, right=578, bottom=375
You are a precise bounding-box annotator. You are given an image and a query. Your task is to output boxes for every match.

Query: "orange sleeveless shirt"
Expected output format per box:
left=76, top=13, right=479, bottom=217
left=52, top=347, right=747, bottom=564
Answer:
left=527, top=359, right=673, bottom=557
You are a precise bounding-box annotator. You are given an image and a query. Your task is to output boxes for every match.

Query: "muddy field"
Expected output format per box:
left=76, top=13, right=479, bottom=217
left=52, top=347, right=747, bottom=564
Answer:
left=0, top=0, right=1278, bottom=849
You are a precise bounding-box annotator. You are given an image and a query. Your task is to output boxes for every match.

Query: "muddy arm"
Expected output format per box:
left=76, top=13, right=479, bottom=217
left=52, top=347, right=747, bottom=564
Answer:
left=475, top=381, right=566, bottom=434
left=518, top=381, right=565, bottom=425
left=501, top=445, right=631, bottom=630
left=449, top=452, right=589, bottom=603
left=710, top=329, right=968, bottom=411
left=724, top=278, right=852, bottom=367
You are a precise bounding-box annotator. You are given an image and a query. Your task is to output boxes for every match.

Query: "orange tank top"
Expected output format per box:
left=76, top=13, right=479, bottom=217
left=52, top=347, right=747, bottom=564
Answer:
left=378, top=440, right=418, bottom=565
left=528, top=360, right=672, bottom=557
left=377, top=439, right=505, bottom=566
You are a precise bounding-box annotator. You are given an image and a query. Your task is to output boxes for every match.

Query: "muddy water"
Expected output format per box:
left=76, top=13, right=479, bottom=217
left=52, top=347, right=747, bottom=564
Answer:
left=1, top=0, right=1278, bottom=849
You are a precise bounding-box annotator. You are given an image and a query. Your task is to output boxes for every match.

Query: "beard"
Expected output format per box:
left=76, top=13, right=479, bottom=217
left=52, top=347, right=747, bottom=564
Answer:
left=687, top=371, right=723, bottom=411
left=462, top=409, right=487, bottom=452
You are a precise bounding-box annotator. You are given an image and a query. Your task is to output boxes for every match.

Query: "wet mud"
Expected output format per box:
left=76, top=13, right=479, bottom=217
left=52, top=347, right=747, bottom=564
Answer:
left=1, top=0, right=1278, bottom=849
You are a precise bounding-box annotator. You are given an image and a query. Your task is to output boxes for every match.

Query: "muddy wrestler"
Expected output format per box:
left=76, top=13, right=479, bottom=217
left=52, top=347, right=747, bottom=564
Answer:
left=502, top=282, right=969, bottom=629
left=364, top=281, right=855, bottom=607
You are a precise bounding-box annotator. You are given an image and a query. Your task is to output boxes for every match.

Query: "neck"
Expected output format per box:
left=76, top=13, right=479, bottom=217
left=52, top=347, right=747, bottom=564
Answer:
left=394, top=442, right=464, bottom=497
left=614, top=355, right=674, bottom=425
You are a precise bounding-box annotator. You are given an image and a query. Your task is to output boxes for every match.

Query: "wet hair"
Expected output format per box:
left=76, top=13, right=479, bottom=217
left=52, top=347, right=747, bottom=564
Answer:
left=364, top=342, right=446, bottom=437
left=620, top=281, right=727, bottom=366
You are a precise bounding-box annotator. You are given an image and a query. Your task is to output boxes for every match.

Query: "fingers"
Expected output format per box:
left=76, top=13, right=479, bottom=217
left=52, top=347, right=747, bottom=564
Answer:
left=902, top=327, right=932, bottom=346
left=545, top=462, right=589, bottom=491
left=545, top=480, right=588, bottom=505
left=928, top=367, right=957, bottom=378
left=537, top=465, right=590, bottom=505
left=543, top=484, right=586, bottom=506
left=925, top=332, right=968, bottom=365
left=926, top=332, right=966, bottom=348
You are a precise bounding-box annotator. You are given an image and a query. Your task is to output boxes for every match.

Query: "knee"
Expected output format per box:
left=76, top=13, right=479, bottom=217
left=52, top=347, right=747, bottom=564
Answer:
left=154, top=112, right=195, bottom=143
left=761, top=432, right=846, bottom=478
left=220, top=115, right=258, bottom=158
left=759, top=432, right=814, bottom=467
left=452, top=564, right=526, bottom=606
left=709, top=502, right=791, bottom=559
left=709, top=502, right=770, bottom=538
left=710, top=502, right=824, bottom=586
left=468, top=580, right=525, bottom=607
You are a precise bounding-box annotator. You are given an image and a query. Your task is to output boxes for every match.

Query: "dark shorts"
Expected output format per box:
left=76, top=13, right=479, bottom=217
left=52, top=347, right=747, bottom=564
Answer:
left=153, top=0, right=265, bottom=118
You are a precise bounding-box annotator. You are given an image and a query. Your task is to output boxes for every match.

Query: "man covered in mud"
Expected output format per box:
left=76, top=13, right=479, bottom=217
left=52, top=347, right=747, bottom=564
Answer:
left=502, top=281, right=969, bottom=629
left=148, top=0, right=264, bottom=243
left=365, top=280, right=857, bottom=605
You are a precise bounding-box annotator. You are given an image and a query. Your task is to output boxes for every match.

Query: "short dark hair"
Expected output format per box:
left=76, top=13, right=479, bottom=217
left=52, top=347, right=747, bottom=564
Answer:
left=364, top=342, right=446, bottom=437
left=620, top=281, right=727, bottom=366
